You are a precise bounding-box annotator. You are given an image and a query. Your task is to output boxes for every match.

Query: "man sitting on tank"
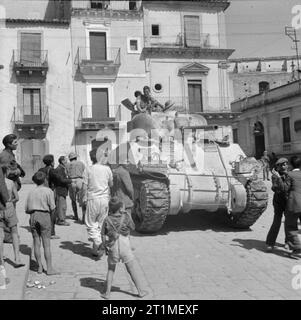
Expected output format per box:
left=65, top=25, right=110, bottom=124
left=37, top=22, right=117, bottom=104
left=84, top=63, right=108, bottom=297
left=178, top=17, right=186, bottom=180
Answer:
left=141, top=86, right=164, bottom=113
left=133, top=90, right=147, bottom=114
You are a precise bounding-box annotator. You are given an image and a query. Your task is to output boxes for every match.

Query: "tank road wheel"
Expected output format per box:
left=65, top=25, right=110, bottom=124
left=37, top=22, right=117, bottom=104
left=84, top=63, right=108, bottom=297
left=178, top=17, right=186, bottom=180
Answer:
left=231, top=179, right=268, bottom=229
left=132, top=179, right=170, bottom=233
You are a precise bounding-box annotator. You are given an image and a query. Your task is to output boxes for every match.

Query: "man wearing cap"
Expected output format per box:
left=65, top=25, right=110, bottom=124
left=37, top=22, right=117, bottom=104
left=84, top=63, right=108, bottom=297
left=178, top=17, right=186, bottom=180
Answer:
left=285, top=156, right=301, bottom=256
left=53, top=156, right=72, bottom=226
left=66, top=152, right=86, bottom=222
left=266, top=157, right=290, bottom=252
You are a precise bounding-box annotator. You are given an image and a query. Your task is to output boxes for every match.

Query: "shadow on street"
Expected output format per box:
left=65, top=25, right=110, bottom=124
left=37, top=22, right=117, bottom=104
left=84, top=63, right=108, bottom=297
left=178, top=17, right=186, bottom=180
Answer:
left=232, top=238, right=299, bottom=259
left=59, top=241, right=99, bottom=261
left=79, top=277, right=139, bottom=298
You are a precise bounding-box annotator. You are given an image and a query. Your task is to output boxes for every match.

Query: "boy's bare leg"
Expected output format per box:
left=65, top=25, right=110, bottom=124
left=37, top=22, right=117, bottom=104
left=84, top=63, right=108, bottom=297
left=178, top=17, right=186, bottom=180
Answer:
left=125, top=260, right=148, bottom=297
left=41, top=234, right=59, bottom=275
left=11, top=226, right=24, bottom=266
left=33, top=235, right=43, bottom=273
left=0, top=228, right=5, bottom=266
left=0, top=228, right=9, bottom=286
left=101, top=263, right=116, bottom=299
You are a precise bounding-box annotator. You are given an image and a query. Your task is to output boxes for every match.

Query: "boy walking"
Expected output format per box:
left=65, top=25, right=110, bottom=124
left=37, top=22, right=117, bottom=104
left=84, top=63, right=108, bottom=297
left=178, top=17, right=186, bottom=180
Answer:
left=25, top=171, right=58, bottom=275
left=100, top=196, right=148, bottom=300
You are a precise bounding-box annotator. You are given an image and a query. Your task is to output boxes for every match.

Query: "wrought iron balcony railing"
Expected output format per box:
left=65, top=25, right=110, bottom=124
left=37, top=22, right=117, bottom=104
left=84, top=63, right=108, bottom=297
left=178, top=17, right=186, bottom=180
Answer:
left=12, top=106, right=49, bottom=125
left=75, top=47, right=121, bottom=67
left=145, top=33, right=219, bottom=49
left=12, top=50, right=48, bottom=69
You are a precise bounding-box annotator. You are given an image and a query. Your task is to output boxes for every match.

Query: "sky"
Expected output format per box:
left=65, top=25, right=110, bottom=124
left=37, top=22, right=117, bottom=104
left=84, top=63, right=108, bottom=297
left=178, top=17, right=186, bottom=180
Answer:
left=225, top=0, right=301, bottom=58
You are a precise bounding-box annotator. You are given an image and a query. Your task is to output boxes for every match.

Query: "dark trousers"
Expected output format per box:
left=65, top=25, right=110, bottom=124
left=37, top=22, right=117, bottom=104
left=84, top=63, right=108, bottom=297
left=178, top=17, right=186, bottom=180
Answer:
left=55, top=194, right=67, bottom=223
left=266, top=203, right=286, bottom=246
left=50, top=210, right=56, bottom=236
left=285, top=211, right=301, bottom=251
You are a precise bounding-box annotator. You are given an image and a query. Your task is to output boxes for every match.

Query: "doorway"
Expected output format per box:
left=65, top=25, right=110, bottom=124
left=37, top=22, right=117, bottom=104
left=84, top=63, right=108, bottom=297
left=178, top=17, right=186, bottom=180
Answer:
left=188, top=80, right=203, bottom=112
left=253, top=121, right=265, bottom=159
left=20, top=139, right=46, bottom=183
left=91, top=88, right=109, bottom=120
left=23, top=88, right=42, bottom=123
left=89, top=32, right=107, bottom=60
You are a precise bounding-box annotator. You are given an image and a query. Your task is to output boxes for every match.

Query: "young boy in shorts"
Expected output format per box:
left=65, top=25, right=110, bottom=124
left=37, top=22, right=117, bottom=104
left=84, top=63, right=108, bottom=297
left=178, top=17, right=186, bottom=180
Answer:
left=100, top=196, right=148, bottom=299
left=0, top=166, right=24, bottom=269
left=25, top=171, right=58, bottom=275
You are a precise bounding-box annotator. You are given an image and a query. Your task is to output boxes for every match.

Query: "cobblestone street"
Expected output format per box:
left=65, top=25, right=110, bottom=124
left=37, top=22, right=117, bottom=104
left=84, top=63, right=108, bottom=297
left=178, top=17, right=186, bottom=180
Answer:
left=5, top=181, right=296, bottom=300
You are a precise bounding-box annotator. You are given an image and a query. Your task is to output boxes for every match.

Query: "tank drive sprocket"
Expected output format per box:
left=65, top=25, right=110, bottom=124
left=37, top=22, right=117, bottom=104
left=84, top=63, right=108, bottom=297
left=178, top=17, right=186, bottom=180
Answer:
left=231, top=179, right=268, bottom=228
left=132, top=178, right=170, bottom=233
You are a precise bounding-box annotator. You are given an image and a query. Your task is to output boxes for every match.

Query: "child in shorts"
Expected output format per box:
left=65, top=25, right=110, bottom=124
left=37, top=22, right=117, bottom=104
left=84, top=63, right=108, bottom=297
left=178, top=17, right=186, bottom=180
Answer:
left=25, top=171, right=58, bottom=275
left=0, top=166, right=24, bottom=269
left=100, top=196, right=148, bottom=299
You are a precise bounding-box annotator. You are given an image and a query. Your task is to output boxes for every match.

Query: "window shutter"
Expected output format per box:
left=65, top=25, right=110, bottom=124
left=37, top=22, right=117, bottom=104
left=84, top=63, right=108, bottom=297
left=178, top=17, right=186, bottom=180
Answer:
left=184, top=16, right=200, bottom=47
left=20, top=33, right=41, bottom=65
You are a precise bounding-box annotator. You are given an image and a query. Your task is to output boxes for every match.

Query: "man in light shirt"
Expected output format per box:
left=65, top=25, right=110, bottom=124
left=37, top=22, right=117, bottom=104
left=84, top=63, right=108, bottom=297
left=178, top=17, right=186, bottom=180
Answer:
left=82, top=148, right=113, bottom=257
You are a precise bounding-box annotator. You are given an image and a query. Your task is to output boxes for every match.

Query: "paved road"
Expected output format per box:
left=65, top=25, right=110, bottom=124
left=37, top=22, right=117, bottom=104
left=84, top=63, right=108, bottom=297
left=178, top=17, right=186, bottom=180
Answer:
left=8, top=181, right=301, bottom=300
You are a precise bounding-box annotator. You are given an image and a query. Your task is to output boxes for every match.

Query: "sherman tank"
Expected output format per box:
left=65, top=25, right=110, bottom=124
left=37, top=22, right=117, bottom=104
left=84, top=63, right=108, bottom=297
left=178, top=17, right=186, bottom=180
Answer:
left=107, top=109, right=268, bottom=234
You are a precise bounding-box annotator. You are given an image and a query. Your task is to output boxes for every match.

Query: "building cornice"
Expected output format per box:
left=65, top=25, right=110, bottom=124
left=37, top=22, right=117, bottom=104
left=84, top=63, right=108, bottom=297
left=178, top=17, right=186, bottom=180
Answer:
left=6, top=18, right=69, bottom=26
left=228, top=55, right=299, bottom=63
left=72, top=8, right=143, bottom=20
left=142, top=1, right=230, bottom=12
left=142, top=47, right=235, bottom=60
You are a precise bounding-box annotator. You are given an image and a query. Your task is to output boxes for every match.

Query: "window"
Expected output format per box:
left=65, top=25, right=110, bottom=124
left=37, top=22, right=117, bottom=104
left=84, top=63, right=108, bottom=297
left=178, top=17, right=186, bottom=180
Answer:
left=151, top=24, right=160, bottom=36
left=20, top=32, right=42, bottom=65
left=127, top=37, right=141, bottom=53
left=90, top=0, right=109, bottom=9
left=129, top=1, right=137, bottom=10
left=184, top=15, right=200, bottom=47
left=259, top=81, right=270, bottom=93
left=154, top=83, right=163, bottom=92
left=130, top=40, right=138, bottom=51
left=232, top=128, right=238, bottom=144
left=282, top=117, right=291, bottom=143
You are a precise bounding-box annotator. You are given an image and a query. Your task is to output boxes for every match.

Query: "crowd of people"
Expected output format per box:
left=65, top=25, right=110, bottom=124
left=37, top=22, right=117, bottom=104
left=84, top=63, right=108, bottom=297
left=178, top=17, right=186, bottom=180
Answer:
left=0, top=133, right=148, bottom=298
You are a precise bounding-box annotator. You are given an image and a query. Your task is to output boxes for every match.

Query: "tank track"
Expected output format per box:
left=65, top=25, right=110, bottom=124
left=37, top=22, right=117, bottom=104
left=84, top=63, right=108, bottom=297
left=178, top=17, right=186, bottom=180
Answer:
left=231, top=179, right=268, bottom=228
left=132, top=177, right=170, bottom=233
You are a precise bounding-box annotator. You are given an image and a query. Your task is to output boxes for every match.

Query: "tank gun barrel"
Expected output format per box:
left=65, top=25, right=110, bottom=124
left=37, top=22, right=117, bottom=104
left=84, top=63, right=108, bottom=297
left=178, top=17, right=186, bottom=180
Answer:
left=180, top=125, right=218, bottom=131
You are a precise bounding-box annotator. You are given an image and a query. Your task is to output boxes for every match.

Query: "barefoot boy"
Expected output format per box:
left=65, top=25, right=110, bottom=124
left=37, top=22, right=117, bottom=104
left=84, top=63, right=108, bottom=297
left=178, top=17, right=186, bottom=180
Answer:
left=25, top=171, right=58, bottom=275
left=0, top=166, right=24, bottom=268
left=100, top=196, right=148, bottom=299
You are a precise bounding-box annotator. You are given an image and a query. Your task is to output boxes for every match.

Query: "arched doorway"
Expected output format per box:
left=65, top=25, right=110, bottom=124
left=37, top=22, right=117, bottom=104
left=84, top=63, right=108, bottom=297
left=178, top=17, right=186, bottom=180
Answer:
left=253, top=121, right=265, bottom=159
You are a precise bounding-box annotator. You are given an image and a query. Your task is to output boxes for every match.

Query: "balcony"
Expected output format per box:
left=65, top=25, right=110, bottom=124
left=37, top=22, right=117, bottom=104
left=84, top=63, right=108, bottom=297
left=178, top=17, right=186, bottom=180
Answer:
left=76, top=105, right=121, bottom=131
left=75, top=47, right=121, bottom=80
left=12, top=106, right=49, bottom=139
left=12, top=50, right=48, bottom=76
left=142, top=32, right=234, bottom=59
